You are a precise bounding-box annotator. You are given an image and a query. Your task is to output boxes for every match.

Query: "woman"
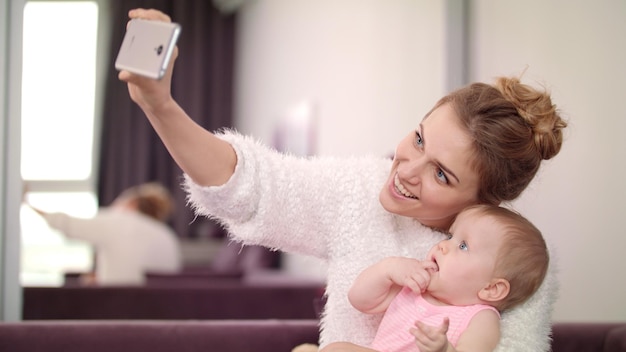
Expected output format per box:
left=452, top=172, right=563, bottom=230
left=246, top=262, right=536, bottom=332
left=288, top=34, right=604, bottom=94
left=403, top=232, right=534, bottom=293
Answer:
left=119, top=9, right=567, bottom=351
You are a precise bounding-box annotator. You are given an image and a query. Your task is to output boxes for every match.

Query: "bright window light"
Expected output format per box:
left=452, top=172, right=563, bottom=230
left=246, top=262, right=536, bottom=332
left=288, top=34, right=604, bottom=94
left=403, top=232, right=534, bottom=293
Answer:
left=21, top=1, right=98, bottom=180
left=21, top=193, right=98, bottom=287
left=20, top=1, right=100, bottom=286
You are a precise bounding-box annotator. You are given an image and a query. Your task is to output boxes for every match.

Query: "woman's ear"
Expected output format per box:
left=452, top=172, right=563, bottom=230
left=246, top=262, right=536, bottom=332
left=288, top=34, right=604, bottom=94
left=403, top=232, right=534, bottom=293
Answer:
left=478, top=278, right=510, bottom=303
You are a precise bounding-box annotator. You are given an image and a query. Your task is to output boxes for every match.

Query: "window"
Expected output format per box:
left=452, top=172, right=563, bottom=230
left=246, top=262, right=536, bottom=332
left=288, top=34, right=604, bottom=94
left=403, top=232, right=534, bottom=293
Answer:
left=20, top=1, right=101, bottom=286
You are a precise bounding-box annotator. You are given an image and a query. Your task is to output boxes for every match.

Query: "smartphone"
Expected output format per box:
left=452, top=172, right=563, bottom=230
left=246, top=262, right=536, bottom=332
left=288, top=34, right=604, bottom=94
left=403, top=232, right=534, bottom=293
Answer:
left=115, top=19, right=181, bottom=80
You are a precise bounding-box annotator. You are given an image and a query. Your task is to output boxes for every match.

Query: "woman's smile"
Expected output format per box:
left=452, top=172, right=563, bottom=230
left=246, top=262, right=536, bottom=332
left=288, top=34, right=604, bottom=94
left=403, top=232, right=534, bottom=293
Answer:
left=393, top=173, right=418, bottom=199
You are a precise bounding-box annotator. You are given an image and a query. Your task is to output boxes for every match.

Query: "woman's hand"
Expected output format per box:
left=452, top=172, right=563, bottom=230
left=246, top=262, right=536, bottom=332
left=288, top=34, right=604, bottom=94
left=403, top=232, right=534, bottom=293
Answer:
left=118, top=8, right=178, bottom=114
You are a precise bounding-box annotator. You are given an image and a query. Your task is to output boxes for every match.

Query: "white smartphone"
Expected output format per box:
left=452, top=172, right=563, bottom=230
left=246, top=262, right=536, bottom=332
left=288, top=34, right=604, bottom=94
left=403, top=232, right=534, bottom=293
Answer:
left=115, top=19, right=181, bottom=80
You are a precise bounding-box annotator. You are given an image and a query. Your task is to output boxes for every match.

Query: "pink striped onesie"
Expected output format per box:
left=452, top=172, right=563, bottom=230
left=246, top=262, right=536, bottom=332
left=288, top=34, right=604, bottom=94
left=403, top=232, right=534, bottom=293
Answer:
left=371, top=287, right=500, bottom=352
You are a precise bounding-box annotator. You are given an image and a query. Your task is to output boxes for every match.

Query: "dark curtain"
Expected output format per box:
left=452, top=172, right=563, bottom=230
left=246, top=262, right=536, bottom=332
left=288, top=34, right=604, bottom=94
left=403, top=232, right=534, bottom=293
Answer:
left=98, top=0, right=235, bottom=238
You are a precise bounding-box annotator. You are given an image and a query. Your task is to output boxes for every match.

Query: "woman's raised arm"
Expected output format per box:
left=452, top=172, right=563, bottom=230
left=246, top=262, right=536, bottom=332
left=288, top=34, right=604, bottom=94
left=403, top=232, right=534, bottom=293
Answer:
left=118, top=8, right=236, bottom=187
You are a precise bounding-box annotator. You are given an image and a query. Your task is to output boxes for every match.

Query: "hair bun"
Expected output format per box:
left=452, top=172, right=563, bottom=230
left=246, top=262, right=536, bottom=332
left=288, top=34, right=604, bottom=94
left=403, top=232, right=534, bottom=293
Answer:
left=495, top=77, right=567, bottom=160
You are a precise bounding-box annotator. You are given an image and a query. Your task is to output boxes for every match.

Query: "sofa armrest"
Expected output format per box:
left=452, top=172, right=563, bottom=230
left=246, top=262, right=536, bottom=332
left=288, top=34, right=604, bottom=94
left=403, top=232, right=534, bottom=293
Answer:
left=605, top=324, right=626, bottom=352
left=551, top=322, right=626, bottom=352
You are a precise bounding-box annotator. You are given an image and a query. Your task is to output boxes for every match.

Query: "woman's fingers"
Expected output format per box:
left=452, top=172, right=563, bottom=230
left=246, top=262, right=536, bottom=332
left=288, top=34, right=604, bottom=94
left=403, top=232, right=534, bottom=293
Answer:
left=128, top=8, right=172, bottom=22
left=126, top=8, right=172, bottom=31
left=118, top=69, right=148, bottom=85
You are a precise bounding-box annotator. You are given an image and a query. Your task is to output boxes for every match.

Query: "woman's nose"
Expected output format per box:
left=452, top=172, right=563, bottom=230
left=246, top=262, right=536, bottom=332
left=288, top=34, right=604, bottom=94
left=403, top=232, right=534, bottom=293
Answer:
left=403, top=158, right=426, bottom=184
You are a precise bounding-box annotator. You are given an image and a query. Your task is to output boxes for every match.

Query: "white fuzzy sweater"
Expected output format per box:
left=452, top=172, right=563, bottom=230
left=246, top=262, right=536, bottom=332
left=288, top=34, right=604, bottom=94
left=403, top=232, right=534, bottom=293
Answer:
left=184, top=131, right=558, bottom=351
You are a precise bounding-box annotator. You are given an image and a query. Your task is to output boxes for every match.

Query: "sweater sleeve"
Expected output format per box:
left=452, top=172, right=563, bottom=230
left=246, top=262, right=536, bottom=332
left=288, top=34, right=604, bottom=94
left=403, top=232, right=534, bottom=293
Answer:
left=183, top=130, right=389, bottom=260
left=41, top=212, right=111, bottom=246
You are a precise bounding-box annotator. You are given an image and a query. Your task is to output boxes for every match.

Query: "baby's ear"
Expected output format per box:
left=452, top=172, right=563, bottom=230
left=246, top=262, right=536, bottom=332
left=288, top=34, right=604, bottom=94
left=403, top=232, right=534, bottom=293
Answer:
left=478, top=278, right=510, bottom=303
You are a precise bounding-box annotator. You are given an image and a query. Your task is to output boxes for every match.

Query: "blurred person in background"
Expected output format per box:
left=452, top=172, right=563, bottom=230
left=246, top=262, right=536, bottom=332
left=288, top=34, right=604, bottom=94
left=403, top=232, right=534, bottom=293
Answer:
left=27, top=182, right=182, bottom=285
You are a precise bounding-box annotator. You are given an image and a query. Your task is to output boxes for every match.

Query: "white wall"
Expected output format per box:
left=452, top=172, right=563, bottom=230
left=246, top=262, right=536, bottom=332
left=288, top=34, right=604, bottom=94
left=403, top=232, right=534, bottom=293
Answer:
left=234, top=0, right=446, bottom=157
left=234, top=0, right=626, bottom=322
left=470, top=0, right=626, bottom=322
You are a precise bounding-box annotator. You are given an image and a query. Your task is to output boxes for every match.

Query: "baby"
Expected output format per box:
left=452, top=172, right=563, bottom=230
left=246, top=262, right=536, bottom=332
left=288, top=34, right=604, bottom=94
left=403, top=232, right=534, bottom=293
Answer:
left=322, top=204, right=548, bottom=352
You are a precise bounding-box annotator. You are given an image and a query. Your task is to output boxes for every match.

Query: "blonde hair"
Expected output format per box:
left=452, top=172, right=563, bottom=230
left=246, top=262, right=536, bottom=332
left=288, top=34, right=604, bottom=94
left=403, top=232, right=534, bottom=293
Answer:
left=428, top=76, right=567, bottom=205
left=465, top=204, right=548, bottom=312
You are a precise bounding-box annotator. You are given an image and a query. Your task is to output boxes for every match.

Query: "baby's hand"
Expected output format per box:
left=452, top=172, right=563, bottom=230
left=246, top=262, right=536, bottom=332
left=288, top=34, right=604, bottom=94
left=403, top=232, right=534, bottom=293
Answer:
left=410, top=317, right=450, bottom=352
left=385, top=257, right=436, bottom=293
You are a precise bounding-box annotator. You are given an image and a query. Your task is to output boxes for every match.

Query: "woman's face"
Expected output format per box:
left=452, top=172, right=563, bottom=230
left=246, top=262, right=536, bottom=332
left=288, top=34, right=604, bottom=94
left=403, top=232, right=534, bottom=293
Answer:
left=379, top=103, right=480, bottom=230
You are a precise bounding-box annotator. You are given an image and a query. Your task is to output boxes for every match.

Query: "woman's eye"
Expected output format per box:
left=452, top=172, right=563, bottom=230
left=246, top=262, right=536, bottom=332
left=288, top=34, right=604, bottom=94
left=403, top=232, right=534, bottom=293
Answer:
left=414, top=131, right=423, bottom=147
left=436, top=169, right=449, bottom=184
left=446, top=234, right=453, bottom=240
left=459, top=241, right=468, bottom=251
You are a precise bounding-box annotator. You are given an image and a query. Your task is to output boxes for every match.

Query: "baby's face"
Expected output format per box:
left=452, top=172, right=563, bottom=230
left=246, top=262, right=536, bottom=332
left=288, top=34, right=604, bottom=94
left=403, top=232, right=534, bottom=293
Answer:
left=425, top=208, right=505, bottom=306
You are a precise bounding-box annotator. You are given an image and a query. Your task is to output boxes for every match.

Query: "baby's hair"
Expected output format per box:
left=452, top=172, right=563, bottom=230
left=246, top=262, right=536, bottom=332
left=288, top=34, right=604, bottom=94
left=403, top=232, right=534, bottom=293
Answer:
left=465, top=204, right=548, bottom=311
left=427, top=76, right=567, bottom=204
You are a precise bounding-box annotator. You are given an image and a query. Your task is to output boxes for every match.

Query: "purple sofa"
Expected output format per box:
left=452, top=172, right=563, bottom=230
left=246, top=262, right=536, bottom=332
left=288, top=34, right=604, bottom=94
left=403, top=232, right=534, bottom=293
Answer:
left=23, top=281, right=325, bottom=320
left=0, top=319, right=319, bottom=352
left=0, top=320, right=625, bottom=352
left=551, top=322, right=626, bottom=352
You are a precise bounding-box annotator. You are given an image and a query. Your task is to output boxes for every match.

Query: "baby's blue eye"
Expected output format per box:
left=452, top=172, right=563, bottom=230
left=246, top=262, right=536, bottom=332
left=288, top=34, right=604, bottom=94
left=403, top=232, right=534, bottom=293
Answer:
left=459, top=241, right=468, bottom=251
